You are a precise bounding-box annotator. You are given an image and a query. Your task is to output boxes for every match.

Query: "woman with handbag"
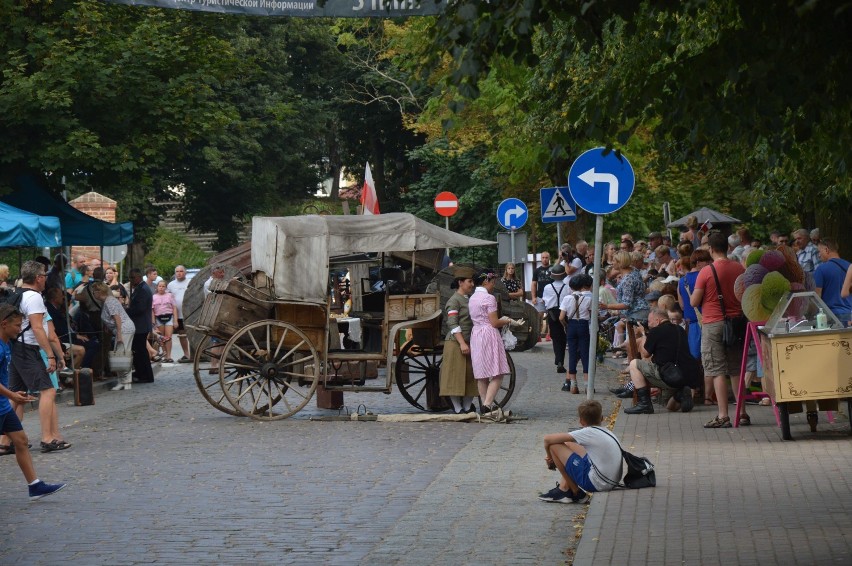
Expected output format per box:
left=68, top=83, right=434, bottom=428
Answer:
left=151, top=281, right=178, bottom=363
left=468, top=270, right=520, bottom=415
left=92, top=283, right=135, bottom=391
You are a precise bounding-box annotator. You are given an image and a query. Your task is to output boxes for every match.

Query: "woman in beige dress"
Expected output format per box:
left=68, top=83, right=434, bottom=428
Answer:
left=438, top=267, right=479, bottom=413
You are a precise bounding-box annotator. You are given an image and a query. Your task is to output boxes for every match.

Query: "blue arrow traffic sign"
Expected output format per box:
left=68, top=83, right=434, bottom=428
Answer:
left=496, top=198, right=528, bottom=230
left=539, top=186, right=577, bottom=223
left=567, top=147, right=635, bottom=215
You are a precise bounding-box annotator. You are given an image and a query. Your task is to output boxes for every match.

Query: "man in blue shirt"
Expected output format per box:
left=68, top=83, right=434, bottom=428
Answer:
left=814, top=239, right=851, bottom=326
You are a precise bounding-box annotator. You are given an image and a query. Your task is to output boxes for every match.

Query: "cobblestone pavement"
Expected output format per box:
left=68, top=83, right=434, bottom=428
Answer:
left=1, top=344, right=609, bottom=565
left=575, top=365, right=852, bottom=566
left=4, top=342, right=849, bottom=565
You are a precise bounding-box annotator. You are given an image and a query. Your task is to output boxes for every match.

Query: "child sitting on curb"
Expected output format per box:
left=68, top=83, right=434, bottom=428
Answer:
left=539, top=400, right=623, bottom=503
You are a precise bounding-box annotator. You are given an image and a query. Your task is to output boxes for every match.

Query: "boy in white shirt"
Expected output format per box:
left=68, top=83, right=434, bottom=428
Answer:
left=539, top=400, right=623, bottom=503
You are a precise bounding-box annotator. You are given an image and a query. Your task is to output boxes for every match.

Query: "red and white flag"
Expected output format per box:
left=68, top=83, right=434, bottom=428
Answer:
left=360, top=162, right=380, bottom=215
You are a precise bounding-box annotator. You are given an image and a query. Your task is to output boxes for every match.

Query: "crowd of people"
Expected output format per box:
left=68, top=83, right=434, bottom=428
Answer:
left=529, top=220, right=851, bottom=428
left=536, top=220, right=850, bottom=503
left=0, top=255, right=199, bottom=498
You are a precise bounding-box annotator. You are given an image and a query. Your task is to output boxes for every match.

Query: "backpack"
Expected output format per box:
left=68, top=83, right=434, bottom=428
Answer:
left=590, top=427, right=657, bottom=489
left=3, top=288, right=37, bottom=339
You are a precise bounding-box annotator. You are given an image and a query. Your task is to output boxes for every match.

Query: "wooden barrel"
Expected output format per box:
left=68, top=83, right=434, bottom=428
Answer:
left=182, top=265, right=245, bottom=354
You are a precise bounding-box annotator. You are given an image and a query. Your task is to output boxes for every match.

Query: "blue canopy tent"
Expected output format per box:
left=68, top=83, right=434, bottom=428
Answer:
left=0, top=201, right=62, bottom=247
left=2, top=176, right=133, bottom=245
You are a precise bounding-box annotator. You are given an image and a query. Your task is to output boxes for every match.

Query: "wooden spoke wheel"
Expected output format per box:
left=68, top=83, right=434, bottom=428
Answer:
left=490, top=353, right=517, bottom=409
left=193, top=334, right=243, bottom=417
left=219, top=320, right=319, bottom=421
left=395, top=341, right=450, bottom=412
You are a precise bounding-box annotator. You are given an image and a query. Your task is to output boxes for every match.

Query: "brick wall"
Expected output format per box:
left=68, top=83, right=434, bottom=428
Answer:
left=68, top=192, right=117, bottom=264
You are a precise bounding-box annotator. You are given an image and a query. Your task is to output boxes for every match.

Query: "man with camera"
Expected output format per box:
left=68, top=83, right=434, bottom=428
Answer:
left=622, top=308, right=698, bottom=415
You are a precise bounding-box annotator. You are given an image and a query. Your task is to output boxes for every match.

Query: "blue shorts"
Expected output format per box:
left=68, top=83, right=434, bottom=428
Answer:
left=566, top=453, right=598, bottom=493
left=0, top=410, right=24, bottom=434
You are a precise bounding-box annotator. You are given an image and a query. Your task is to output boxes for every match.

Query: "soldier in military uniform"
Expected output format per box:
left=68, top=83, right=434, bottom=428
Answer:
left=438, top=267, right=478, bottom=413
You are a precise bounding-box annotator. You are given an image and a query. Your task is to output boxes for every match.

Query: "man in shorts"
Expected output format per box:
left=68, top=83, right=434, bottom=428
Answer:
left=2, top=260, right=71, bottom=453
left=0, top=304, right=68, bottom=500
left=690, top=231, right=746, bottom=428
left=623, top=307, right=698, bottom=415
left=167, top=265, right=191, bottom=362
left=539, top=400, right=623, bottom=503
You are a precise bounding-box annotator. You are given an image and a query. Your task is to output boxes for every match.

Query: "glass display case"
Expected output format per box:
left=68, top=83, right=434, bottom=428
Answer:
left=762, top=291, right=844, bottom=336
left=757, top=292, right=852, bottom=439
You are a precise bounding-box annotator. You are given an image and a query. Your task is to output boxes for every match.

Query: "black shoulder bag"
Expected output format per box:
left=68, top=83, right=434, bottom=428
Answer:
left=590, top=426, right=656, bottom=489
left=710, top=263, right=747, bottom=348
left=657, top=327, right=689, bottom=387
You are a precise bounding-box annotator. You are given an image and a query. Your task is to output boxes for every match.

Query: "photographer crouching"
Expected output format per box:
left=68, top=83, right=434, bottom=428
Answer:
left=622, top=307, right=700, bottom=415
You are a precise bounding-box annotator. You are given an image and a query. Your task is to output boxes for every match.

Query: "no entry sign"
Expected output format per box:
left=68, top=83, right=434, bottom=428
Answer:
left=434, top=192, right=459, bottom=217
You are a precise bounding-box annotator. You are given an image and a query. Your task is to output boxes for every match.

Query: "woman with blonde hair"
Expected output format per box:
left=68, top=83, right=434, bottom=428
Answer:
left=0, top=264, right=9, bottom=291
left=601, top=251, right=650, bottom=350
left=500, top=262, right=524, bottom=301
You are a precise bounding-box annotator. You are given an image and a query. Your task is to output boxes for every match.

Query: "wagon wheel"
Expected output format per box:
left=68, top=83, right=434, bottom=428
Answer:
left=492, top=352, right=517, bottom=409
left=219, top=320, right=319, bottom=420
left=395, top=341, right=451, bottom=412
left=192, top=334, right=243, bottom=417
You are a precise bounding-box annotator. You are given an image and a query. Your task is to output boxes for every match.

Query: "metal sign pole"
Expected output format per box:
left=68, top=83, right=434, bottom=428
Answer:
left=445, top=216, right=450, bottom=259
left=586, top=214, right=604, bottom=398
left=510, top=228, right=516, bottom=263
left=556, top=222, right=562, bottom=255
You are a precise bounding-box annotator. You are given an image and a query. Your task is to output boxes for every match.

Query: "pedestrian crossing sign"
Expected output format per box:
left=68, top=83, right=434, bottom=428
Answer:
left=539, top=186, right=577, bottom=223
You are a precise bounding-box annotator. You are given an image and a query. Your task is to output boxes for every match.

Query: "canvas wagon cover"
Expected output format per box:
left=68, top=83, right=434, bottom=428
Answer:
left=252, top=213, right=494, bottom=303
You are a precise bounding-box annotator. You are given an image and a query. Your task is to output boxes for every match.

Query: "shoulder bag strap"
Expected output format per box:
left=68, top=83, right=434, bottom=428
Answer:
left=709, top=263, right=727, bottom=319
left=85, top=282, right=102, bottom=309
left=588, top=426, right=626, bottom=488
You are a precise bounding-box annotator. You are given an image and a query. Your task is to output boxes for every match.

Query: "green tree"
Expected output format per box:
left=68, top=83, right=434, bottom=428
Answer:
left=0, top=0, right=238, bottom=244
left=427, top=1, right=852, bottom=247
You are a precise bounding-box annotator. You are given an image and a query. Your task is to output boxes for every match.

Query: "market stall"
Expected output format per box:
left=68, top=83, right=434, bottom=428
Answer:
left=736, top=291, right=852, bottom=440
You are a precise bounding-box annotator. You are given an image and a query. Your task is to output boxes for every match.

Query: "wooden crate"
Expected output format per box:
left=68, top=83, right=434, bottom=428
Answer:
left=274, top=303, right=327, bottom=352
left=387, top=294, right=440, bottom=322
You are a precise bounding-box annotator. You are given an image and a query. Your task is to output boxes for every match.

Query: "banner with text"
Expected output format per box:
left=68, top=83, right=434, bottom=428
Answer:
left=100, top=0, right=445, bottom=17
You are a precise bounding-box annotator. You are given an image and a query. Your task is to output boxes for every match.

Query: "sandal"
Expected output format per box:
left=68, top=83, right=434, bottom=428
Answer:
left=151, top=354, right=164, bottom=362
left=0, top=443, right=31, bottom=456
left=703, top=416, right=732, bottom=429
left=739, top=414, right=751, bottom=426
left=704, top=398, right=715, bottom=406
left=164, top=358, right=174, bottom=363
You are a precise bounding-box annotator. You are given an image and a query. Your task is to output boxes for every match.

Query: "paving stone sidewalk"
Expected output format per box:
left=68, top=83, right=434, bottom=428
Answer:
left=574, top=361, right=852, bottom=565
left=4, top=339, right=849, bottom=565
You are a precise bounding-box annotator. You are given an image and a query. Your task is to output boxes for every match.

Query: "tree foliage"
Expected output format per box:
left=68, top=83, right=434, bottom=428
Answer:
left=427, top=0, right=852, bottom=246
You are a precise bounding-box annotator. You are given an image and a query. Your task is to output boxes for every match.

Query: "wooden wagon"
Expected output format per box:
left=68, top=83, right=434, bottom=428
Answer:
left=189, top=213, right=519, bottom=420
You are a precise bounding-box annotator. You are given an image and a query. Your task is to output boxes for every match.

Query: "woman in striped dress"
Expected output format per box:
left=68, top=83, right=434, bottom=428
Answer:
left=469, top=270, right=513, bottom=414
